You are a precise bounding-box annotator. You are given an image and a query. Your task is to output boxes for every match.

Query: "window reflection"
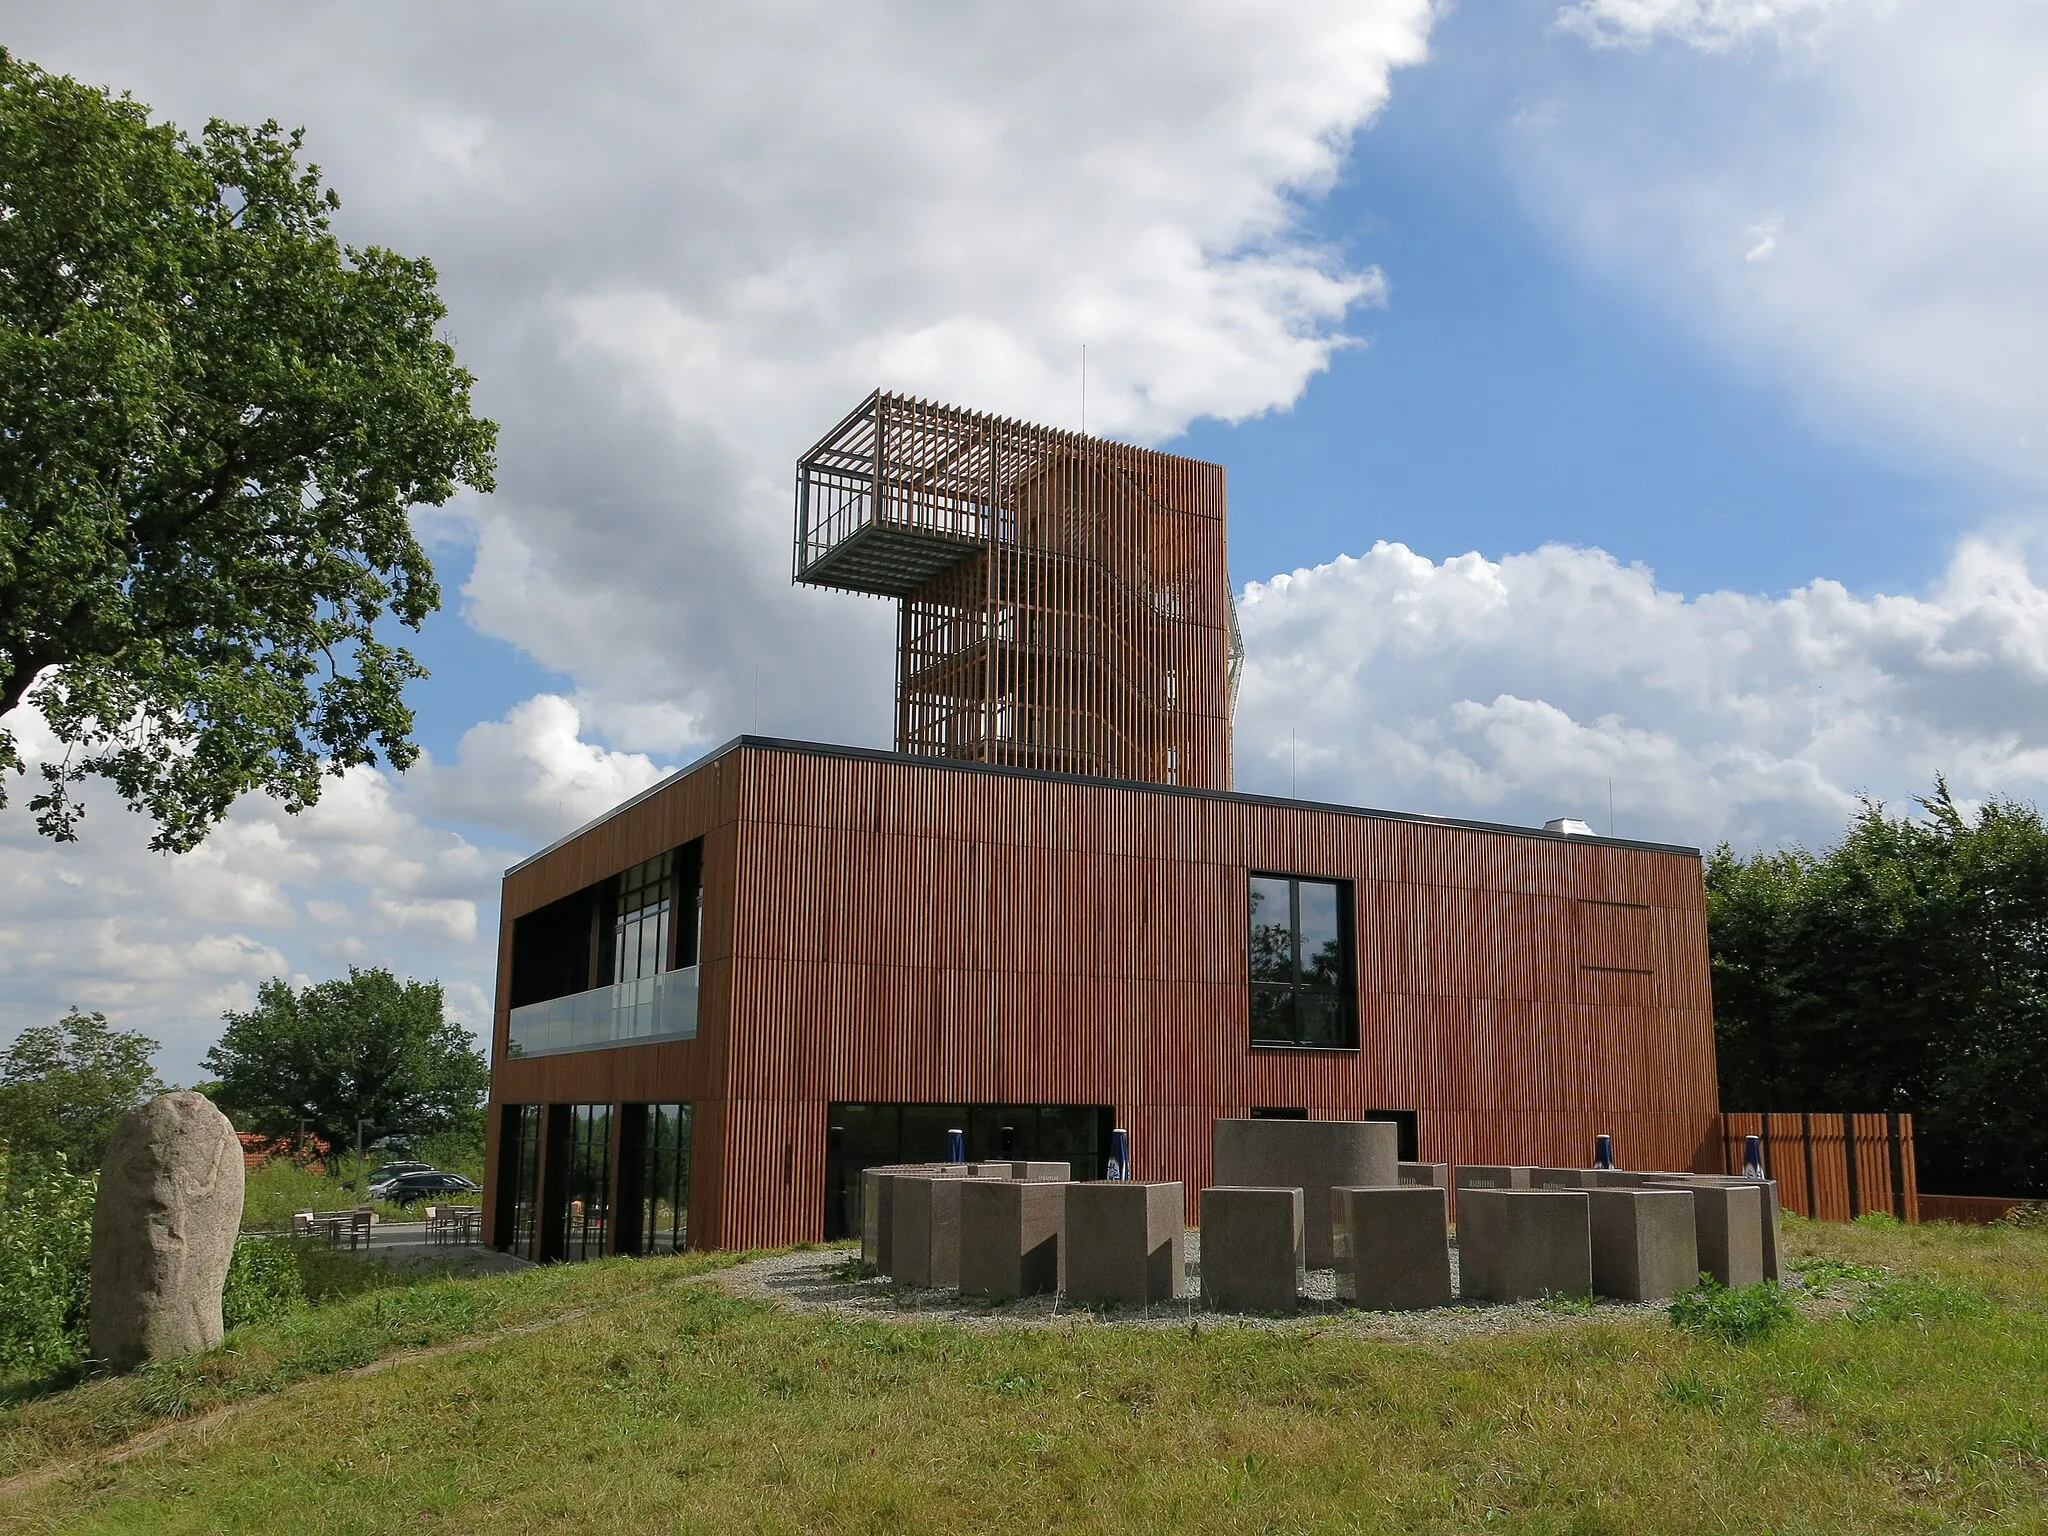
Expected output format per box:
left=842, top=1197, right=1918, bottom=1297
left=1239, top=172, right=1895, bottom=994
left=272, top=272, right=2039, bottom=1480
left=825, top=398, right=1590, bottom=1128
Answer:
left=1246, top=874, right=1356, bottom=1049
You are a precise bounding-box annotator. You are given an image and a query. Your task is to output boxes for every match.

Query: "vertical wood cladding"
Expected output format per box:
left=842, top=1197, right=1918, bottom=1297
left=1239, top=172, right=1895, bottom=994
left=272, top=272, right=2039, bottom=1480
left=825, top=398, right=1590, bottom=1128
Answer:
left=796, top=394, right=1233, bottom=790
left=485, top=738, right=1721, bottom=1250
left=1718, top=1111, right=1919, bottom=1223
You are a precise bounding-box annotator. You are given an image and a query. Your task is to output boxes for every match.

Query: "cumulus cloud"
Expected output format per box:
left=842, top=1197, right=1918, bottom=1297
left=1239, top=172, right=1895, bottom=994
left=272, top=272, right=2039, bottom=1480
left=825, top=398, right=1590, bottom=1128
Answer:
left=1237, top=538, right=2048, bottom=851
left=0, top=699, right=581, bottom=1081
left=418, top=695, right=673, bottom=846
left=1555, top=0, right=1844, bottom=50
left=1528, top=0, right=2048, bottom=489
left=7, top=0, right=1436, bottom=758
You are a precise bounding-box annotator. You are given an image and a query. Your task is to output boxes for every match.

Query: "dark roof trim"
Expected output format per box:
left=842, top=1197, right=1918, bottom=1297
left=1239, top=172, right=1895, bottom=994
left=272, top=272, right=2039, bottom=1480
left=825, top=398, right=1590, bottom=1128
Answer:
left=504, top=734, right=1702, bottom=876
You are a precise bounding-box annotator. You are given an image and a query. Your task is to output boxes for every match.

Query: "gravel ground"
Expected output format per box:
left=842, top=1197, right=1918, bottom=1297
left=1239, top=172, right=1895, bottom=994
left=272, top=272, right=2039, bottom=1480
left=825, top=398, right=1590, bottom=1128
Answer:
left=709, top=1235, right=1698, bottom=1341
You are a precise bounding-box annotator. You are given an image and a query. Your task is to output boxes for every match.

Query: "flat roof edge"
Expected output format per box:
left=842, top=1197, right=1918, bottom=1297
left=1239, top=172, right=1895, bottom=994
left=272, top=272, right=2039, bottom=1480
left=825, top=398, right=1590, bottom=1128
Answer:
left=503, top=735, right=1702, bottom=878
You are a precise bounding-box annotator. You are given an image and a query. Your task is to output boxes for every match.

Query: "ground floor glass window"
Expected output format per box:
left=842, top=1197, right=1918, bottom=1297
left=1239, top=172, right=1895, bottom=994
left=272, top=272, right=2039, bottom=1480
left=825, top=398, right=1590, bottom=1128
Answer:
left=555, top=1104, right=612, bottom=1262
left=633, top=1102, right=692, bottom=1255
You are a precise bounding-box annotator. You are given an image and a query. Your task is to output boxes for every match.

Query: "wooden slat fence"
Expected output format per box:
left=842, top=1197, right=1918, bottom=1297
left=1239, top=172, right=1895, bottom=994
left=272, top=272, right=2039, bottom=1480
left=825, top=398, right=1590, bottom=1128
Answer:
left=1714, top=1111, right=1918, bottom=1223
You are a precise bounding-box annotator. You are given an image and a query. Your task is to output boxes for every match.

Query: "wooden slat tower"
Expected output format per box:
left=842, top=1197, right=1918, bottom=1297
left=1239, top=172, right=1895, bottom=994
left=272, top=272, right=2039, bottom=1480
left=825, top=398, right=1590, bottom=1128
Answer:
left=794, top=392, right=1241, bottom=788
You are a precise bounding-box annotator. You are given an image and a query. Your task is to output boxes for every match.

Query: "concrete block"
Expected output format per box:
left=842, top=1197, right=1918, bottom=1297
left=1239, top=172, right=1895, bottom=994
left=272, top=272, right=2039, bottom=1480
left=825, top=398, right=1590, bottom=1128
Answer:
left=889, top=1173, right=971, bottom=1288
left=1588, top=1170, right=1655, bottom=1188
left=1647, top=1175, right=1781, bottom=1282
left=1010, top=1161, right=1072, bottom=1182
left=1456, top=1189, right=1593, bottom=1303
left=1398, top=1162, right=1449, bottom=1190
left=1687, top=1181, right=1765, bottom=1288
left=1331, top=1186, right=1453, bottom=1311
left=1453, top=1165, right=1532, bottom=1191
left=1212, top=1119, right=1397, bottom=1267
left=958, top=1179, right=1065, bottom=1299
left=1199, top=1186, right=1303, bottom=1312
left=861, top=1164, right=959, bottom=1271
left=1530, top=1167, right=1588, bottom=1188
left=1588, top=1188, right=1699, bottom=1301
left=1063, top=1181, right=1184, bottom=1305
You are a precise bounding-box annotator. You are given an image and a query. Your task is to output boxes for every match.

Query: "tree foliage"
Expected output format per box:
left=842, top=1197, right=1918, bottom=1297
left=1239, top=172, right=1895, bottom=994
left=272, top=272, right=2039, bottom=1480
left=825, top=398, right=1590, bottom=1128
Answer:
left=1708, top=779, right=2048, bottom=1196
left=0, top=51, right=495, bottom=850
left=204, top=968, right=487, bottom=1159
left=0, top=1009, right=162, bottom=1170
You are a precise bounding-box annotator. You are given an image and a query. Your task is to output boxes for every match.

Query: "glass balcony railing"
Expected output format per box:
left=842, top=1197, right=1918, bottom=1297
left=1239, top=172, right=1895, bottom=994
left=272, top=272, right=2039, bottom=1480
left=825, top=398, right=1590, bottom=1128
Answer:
left=505, top=967, right=698, bottom=1058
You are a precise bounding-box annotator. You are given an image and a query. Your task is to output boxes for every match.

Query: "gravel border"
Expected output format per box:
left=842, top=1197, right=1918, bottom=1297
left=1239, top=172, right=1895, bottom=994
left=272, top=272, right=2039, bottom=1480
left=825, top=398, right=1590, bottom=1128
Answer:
left=710, top=1235, right=1695, bottom=1342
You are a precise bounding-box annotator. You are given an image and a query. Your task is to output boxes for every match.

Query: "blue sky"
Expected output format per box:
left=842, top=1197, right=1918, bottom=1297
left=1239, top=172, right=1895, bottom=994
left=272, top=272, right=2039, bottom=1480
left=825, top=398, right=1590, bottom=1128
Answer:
left=10, top=0, right=2048, bottom=1078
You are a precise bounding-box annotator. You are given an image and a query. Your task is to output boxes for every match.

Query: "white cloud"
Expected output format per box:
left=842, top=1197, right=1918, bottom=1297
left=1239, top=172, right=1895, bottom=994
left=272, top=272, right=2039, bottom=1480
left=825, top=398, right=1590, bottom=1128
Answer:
left=1556, top=0, right=1844, bottom=50
left=1237, top=538, right=2048, bottom=851
left=1529, top=0, right=2048, bottom=490
left=6, top=1, right=1436, bottom=760
left=0, top=696, right=636, bottom=1080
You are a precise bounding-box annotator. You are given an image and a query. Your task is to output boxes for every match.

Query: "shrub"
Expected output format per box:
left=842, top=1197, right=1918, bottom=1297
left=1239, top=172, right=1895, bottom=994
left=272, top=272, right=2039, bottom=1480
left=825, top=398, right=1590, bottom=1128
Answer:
left=0, top=1150, right=96, bottom=1377
left=1668, top=1276, right=1798, bottom=1344
left=223, top=1237, right=304, bottom=1330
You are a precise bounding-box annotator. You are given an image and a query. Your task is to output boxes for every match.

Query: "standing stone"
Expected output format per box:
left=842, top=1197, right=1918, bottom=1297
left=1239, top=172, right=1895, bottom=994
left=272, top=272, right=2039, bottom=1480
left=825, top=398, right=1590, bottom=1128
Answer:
left=90, top=1093, right=245, bottom=1371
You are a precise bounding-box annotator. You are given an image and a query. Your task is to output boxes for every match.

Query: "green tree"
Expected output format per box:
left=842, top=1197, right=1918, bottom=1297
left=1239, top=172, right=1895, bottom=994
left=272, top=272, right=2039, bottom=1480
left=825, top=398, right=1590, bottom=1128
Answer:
left=0, top=1009, right=162, bottom=1169
left=1707, top=780, right=2048, bottom=1196
left=204, top=968, right=487, bottom=1162
left=0, top=51, right=496, bottom=851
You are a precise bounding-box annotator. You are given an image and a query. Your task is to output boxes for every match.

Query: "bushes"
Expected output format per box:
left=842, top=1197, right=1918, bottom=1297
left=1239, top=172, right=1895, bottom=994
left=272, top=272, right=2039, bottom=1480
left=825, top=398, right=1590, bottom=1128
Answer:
left=0, top=1150, right=96, bottom=1377
left=1668, top=1276, right=1799, bottom=1344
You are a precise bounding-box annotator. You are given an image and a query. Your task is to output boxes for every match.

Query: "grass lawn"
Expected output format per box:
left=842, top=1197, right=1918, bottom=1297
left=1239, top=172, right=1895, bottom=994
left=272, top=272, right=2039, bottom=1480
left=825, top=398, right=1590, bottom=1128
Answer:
left=1, top=1219, right=2044, bottom=1533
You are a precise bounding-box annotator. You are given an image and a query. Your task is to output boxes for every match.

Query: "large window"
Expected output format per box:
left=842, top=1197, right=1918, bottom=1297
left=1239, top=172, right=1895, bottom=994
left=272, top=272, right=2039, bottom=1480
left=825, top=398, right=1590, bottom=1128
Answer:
left=1248, top=873, right=1356, bottom=1049
left=497, top=1104, right=542, bottom=1258
left=549, top=1103, right=612, bottom=1262
left=630, top=1103, right=692, bottom=1255
left=822, top=1102, right=1114, bottom=1240
left=613, top=853, right=674, bottom=984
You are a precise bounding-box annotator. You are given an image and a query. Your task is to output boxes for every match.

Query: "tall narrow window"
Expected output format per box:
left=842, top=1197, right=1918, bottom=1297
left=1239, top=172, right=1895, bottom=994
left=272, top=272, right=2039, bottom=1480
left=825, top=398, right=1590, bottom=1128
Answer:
left=637, top=1103, right=692, bottom=1255
left=560, top=1104, right=612, bottom=1261
left=614, top=853, right=674, bottom=985
left=1248, top=873, right=1356, bottom=1049
left=498, top=1104, right=542, bottom=1258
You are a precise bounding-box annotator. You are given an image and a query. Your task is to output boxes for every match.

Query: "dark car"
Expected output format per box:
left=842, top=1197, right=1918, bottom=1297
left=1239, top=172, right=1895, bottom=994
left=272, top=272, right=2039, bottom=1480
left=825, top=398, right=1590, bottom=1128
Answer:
left=365, top=1160, right=434, bottom=1187
left=373, top=1170, right=481, bottom=1206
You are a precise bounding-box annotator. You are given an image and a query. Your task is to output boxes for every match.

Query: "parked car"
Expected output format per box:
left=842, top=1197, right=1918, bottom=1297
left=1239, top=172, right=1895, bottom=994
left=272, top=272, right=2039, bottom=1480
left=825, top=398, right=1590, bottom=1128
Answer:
left=365, top=1160, right=433, bottom=1187
left=371, top=1170, right=482, bottom=1207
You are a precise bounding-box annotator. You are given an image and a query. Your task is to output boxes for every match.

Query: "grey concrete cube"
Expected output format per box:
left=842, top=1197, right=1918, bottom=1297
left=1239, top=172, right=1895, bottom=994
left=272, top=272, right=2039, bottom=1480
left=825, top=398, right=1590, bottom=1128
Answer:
left=1331, top=1185, right=1452, bottom=1311
left=1530, top=1167, right=1589, bottom=1188
left=1456, top=1189, right=1593, bottom=1303
left=1453, top=1164, right=1532, bottom=1191
left=1063, top=1181, right=1184, bottom=1306
left=862, top=1164, right=959, bottom=1271
left=957, top=1179, right=1065, bottom=1299
left=1199, top=1186, right=1303, bottom=1312
left=1398, top=1161, right=1449, bottom=1190
left=889, top=1173, right=970, bottom=1288
left=1212, top=1119, right=1397, bottom=1268
left=1686, top=1180, right=1765, bottom=1288
left=1588, top=1170, right=1655, bottom=1188
left=1010, top=1161, right=1072, bottom=1181
left=1588, top=1188, right=1699, bottom=1301
left=1647, top=1175, right=1780, bottom=1283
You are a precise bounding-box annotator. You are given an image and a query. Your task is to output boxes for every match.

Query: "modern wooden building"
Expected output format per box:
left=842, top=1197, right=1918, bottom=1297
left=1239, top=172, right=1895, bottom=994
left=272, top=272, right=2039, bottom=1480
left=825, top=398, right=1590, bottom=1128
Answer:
left=481, top=396, right=1720, bottom=1259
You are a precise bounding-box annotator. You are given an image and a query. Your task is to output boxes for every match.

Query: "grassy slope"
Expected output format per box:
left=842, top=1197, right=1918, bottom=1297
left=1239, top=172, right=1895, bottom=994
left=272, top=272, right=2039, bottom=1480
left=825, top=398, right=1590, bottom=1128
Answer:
left=1, top=1222, right=2044, bottom=1535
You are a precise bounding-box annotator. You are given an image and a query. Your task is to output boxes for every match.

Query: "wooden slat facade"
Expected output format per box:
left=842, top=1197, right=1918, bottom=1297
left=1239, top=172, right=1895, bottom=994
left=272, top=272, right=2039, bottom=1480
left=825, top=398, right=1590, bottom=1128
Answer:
left=795, top=393, right=1235, bottom=789
left=486, top=737, right=1722, bottom=1250
left=1713, top=1111, right=1920, bottom=1222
